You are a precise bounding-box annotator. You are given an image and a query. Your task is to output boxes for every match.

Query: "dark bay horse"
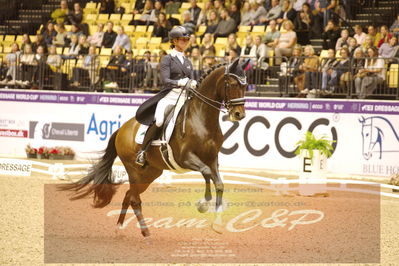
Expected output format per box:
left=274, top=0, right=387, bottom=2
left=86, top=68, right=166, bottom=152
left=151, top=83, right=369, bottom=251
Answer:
left=61, top=59, right=248, bottom=237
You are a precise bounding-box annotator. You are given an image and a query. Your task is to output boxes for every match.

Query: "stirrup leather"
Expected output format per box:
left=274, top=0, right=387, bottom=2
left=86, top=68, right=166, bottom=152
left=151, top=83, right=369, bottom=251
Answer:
left=135, top=150, right=146, bottom=166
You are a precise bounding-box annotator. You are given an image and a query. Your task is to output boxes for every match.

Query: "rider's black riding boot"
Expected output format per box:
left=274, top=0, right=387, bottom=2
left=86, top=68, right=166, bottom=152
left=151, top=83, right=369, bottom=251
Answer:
left=135, top=123, right=162, bottom=166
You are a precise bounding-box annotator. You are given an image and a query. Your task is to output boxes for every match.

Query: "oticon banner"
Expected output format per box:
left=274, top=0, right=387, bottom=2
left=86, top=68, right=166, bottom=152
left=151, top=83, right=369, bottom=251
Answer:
left=1, top=90, right=398, bottom=177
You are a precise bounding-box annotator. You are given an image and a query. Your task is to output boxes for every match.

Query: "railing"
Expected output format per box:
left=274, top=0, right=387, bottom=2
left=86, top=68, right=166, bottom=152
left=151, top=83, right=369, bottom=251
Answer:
left=0, top=54, right=398, bottom=100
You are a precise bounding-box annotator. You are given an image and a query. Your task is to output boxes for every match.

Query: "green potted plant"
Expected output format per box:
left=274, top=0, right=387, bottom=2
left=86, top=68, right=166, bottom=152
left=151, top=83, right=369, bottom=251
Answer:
left=295, top=131, right=335, bottom=160
left=389, top=174, right=399, bottom=193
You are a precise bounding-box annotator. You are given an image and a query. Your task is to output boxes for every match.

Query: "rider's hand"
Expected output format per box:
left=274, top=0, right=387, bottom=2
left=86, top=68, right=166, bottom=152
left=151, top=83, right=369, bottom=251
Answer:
left=177, top=77, right=189, bottom=87
left=189, top=80, right=197, bottom=89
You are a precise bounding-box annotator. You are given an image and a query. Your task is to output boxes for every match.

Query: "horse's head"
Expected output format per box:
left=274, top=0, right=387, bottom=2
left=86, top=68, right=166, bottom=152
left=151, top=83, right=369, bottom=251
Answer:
left=359, top=116, right=384, bottom=160
left=223, top=58, right=249, bottom=121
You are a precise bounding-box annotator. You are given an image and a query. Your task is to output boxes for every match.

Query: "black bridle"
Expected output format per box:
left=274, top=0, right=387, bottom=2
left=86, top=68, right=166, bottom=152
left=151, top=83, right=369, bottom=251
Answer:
left=186, top=66, right=247, bottom=113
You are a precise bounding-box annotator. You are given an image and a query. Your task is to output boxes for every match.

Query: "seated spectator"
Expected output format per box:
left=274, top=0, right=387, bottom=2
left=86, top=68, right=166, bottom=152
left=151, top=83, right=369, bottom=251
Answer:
left=65, top=2, right=83, bottom=25
left=227, top=47, right=239, bottom=63
left=78, top=35, right=90, bottom=56
left=353, top=25, right=367, bottom=46
left=335, top=29, right=350, bottom=51
left=51, top=0, right=69, bottom=24
left=204, top=10, right=219, bottom=34
left=20, top=44, right=37, bottom=85
left=132, top=0, right=146, bottom=14
left=102, top=21, right=117, bottom=48
left=314, top=0, right=337, bottom=28
left=390, top=14, right=399, bottom=36
left=225, top=33, right=241, bottom=57
left=319, top=48, right=336, bottom=92
left=329, top=47, right=350, bottom=93
left=181, top=11, right=196, bottom=35
left=259, top=0, right=282, bottom=25
left=189, top=0, right=202, bottom=25
left=102, top=46, right=126, bottom=89
left=1, top=43, right=21, bottom=83
left=263, top=20, right=280, bottom=53
left=20, top=34, right=32, bottom=52
left=129, top=0, right=157, bottom=26
left=190, top=47, right=202, bottom=80
left=72, top=45, right=100, bottom=88
left=294, top=8, right=311, bottom=45
left=197, top=0, right=214, bottom=27
left=112, top=26, right=131, bottom=51
left=42, top=21, right=57, bottom=46
left=361, top=35, right=375, bottom=53
left=322, top=20, right=340, bottom=50
left=100, top=0, right=115, bottom=14
left=152, top=12, right=172, bottom=43
left=213, top=0, right=224, bottom=16
left=33, top=45, right=47, bottom=85
left=278, top=44, right=302, bottom=95
left=88, top=23, right=105, bottom=48
left=200, top=33, right=216, bottom=55
left=202, top=50, right=217, bottom=72
left=249, top=1, right=267, bottom=26
left=153, top=1, right=163, bottom=19
left=241, top=35, right=257, bottom=59
left=53, top=23, right=67, bottom=47
left=277, top=0, right=296, bottom=26
left=240, top=1, right=254, bottom=26
left=367, top=25, right=381, bottom=47
left=213, top=9, right=237, bottom=38
left=300, top=45, right=319, bottom=94
left=143, top=51, right=159, bottom=89
left=229, top=3, right=241, bottom=26
left=254, top=35, right=267, bottom=60
left=274, top=20, right=297, bottom=65
left=32, top=34, right=47, bottom=53
left=347, top=37, right=359, bottom=57
left=65, top=24, right=84, bottom=44
left=63, top=34, right=80, bottom=59
left=379, top=36, right=398, bottom=59
left=293, top=0, right=307, bottom=11
left=47, top=45, right=62, bottom=72
left=120, top=50, right=145, bottom=89
left=377, top=25, right=392, bottom=48
left=186, top=34, right=200, bottom=56
left=354, top=47, right=385, bottom=99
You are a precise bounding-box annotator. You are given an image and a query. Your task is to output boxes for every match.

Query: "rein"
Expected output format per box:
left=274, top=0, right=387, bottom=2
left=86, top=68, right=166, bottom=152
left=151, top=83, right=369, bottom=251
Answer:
left=186, top=66, right=247, bottom=113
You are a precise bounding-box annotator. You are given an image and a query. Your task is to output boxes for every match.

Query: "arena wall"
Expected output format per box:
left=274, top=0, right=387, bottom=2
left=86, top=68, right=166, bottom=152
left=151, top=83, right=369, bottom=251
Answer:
left=1, top=89, right=398, bottom=177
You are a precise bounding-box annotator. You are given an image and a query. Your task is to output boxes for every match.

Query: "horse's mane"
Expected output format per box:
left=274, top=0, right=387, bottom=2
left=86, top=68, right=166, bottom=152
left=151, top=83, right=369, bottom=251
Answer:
left=197, top=63, right=227, bottom=87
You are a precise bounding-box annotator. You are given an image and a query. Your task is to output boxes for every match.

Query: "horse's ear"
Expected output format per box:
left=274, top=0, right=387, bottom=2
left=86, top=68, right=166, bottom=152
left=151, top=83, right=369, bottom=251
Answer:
left=229, top=58, right=240, bottom=72
left=241, top=59, right=251, bottom=70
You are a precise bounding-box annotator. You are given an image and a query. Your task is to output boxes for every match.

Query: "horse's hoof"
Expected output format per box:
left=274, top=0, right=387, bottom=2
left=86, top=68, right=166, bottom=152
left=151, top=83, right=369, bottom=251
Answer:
left=211, top=222, right=224, bottom=234
left=143, top=236, right=153, bottom=245
left=196, top=200, right=209, bottom=213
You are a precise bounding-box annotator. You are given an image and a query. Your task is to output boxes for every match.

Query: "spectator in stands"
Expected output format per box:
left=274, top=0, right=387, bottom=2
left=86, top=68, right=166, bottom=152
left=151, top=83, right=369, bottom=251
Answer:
left=274, top=20, right=297, bottom=65
left=143, top=51, right=159, bottom=89
left=100, top=0, right=115, bottom=14
left=225, top=33, right=241, bottom=57
left=72, top=45, right=100, bottom=87
left=390, top=14, right=399, bottom=36
left=54, top=23, right=67, bottom=47
left=249, top=0, right=268, bottom=26
left=329, top=47, right=350, bottom=93
left=379, top=36, right=398, bottom=59
left=213, top=9, right=237, bottom=38
left=315, top=0, right=337, bottom=28
left=197, top=0, right=214, bottom=27
left=293, top=0, right=307, bottom=12
left=88, top=23, right=105, bottom=48
left=102, top=21, right=117, bottom=48
left=190, top=47, right=202, bottom=80
left=229, top=3, right=241, bottom=26
left=278, top=44, right=302, bottom=95
left=240, top=1, right=254, bottom=26
left=241, top=35, right=257, bottom=59
left=202, top=50, right=217, bottom=72
left=263, top=20, right=280, bottom=53
left=20, top=44, right=37, bottom=85
left=277, top=0, right=296, bottom=26
left=130, top=0, right=157, bottom=26
left=319, top=48, right=336, bottom=92
left=294, top=8, right=311, bottom=45
left=182, top=10, right=196, bottom=35
left=335, top=29, right=350, bottom=51
left=355, top=46, right=386, bottom=99
left=152, top=12, right=172, bottom=43
left=354, top=24, right=367, bottom=46
left=64, top=34, right=80, bottom=59
left=322, top=20, right=340, bottom=50
left=227, top=48, right=239, bottom=63
left=103, top=46, right=126, bottom=89
left=65, top=24, right=84, bottom=43
left=362, top=35, right=375, bottom=54
left=200, top=33, right=216, bottom=54
left=367, top=25, right=381, bottom=47
left=300, top=45, right=319, bottom=94
left=186, top=34, right=200, bottom=56
left=47, top=45, right=62, bottom=72
left=259, top=0, right=282, bottom=25
left=42, top=21, right=57, bottom=46
left=20, top=34, right=32, bottom=52
left=2, top=43, right=20, bottom=83
left=32, top=34, right=47, bottom=53
left=112, top=26, right=131, bottom=51
left=120, top=50, right=145, bottom=89
left=347, top=37, right=359, bottom=57
left=78, top=35, right=90, bottom=56
left=51, top=0, right=69, bottom=24
left=65, top=2, right=83, bottom=25
left=377, top=25, right=392, bottom=48
left=133, top=0, right=146, bottom=14
left=254, top=35, right=267, bottom=60
left=204, top=10, right=219, bottom=34
left=213, top=0, right=224, bottom=16
left=33, top=45, right=47, bottom=86
left=188, top=0, right=202, bottom=25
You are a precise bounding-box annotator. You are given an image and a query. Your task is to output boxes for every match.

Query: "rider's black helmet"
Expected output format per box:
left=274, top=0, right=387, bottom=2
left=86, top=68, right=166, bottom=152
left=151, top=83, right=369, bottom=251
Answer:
left=169, top=26, right=190, bottom=40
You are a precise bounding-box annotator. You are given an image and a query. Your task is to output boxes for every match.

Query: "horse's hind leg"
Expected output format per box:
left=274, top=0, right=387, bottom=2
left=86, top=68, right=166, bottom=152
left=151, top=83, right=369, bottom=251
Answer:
left=117, top=189, right=131, bottom=228
left=129, top=184, right=150, bottom=237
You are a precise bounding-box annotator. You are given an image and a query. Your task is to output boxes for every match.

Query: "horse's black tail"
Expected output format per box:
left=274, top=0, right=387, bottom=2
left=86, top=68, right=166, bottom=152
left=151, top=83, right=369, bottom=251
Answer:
left=58, top=129, right=119, bottom=208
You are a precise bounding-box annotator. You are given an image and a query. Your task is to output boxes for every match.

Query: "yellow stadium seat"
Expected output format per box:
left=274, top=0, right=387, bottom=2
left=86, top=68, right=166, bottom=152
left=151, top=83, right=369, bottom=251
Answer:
left=319, top=50, right=329, bottom=60
left=138, top=49, right=148, bottom=56
left=3, top=46, right=12, bottom=53
left=4, top=35, right=15, bottom=43
left=268, top=49, right=274, bottom=66
left=135, top=37, right=148, bottom=50
left=84, top=14, right=98, bottom=24
left=237, top=26, right=251, bottom=39
left=83, top=8, right=99, bottom=15
left=132, top=49, right=138, bottom=57
left=214, top=37, right=228, bottom=52
left=121, top=13, right=133, bottom=24
left=100, top=57, right=110, bottom=67
left=171, top=14, right=182, bottom=23
left=76, top=59, right=83, bottom=68
left=134, top=25, right=147, bottom=38
left=124, top=25, right=135, bottom=36
left=85, top=2, right=97, bottom=9
left=252, top=25, right=265, bottom=33
left=148, top=37, right=161, bottom=50
left=0, top=35, right=4, bottom=42
left=109, top=13, right=121, bottom=22
left=160, top=42, right=170, bottom=51
left=97, top=14, right=110, bottom=23
left=100, top=48, right=113, bottom=56
left=56, top=47, right=63, bottom=55
left=388, top=64, right=398, bottom=88
left=120, top=3, right=132, bottom=14
left=196, top=25, right=206, bottom=36
left=63, top=47, right=70, bottom=55
left=64, top=25, right=72, bottom=32
left=15, top=35, right=23, bottom=43
left=181, top=2, right=190, bottom=9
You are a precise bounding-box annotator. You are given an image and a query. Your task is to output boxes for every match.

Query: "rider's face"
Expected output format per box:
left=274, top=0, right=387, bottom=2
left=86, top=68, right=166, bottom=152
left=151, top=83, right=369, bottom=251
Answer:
left=174, top=38, right=189, bottom=52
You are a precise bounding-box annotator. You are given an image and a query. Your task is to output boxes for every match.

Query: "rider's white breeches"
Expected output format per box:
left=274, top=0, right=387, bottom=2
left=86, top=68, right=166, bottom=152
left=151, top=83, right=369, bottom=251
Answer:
left=154, top=88, right=183, bottom=127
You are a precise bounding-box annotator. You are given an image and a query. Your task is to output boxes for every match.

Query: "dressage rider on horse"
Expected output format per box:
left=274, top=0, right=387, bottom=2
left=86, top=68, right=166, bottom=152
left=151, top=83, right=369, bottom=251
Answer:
left=135, top=26, right=197, bottom=166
